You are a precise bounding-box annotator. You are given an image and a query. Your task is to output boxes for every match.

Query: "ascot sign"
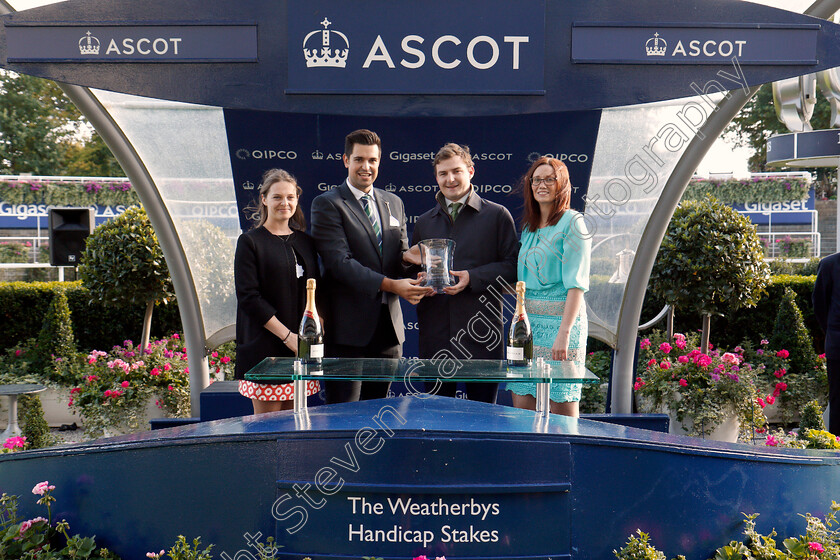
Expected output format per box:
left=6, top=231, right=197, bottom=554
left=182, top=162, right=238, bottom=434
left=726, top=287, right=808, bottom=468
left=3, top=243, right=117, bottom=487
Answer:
left=287, top=0, right=544, bottom=94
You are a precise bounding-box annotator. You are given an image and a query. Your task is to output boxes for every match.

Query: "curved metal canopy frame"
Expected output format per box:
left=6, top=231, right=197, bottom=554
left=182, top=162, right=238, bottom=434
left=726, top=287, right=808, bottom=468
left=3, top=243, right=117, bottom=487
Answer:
left=3, top=0, right=838, bottom=416
left=608, top=0, right=840, bottom=413
left=0, top=0, right=210, bottom=416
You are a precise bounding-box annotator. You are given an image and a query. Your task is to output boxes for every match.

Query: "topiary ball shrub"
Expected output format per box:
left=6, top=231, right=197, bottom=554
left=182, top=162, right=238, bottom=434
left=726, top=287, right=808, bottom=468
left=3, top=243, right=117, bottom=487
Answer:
left=650, top=196, right=770, bottom=319
left=78, top=205, right=173, bottom=308
left=78, top=206, right=175, bottom=350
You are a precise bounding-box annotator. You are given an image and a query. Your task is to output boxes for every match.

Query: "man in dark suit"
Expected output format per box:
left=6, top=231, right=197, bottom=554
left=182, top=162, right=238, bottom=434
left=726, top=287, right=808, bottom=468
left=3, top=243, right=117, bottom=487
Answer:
left=311, top=129, right=429, bottom=403
left=813, top=252, right=840, bottom=435
left=404, top=143, right=518, bottom=403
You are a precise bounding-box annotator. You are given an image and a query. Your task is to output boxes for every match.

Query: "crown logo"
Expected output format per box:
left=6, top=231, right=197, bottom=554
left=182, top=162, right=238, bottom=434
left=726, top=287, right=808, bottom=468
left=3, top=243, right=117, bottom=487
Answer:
left=385, top=183, right=397, bottom=192
left=303, top=18, right=349, bottom=68
left=645, top=32, right=667, bottom=57
left=79, top=31, right=101, bottom=55
left=242, top=181, right=255, bottom=190
left=312, top=150, right=324, bottom=160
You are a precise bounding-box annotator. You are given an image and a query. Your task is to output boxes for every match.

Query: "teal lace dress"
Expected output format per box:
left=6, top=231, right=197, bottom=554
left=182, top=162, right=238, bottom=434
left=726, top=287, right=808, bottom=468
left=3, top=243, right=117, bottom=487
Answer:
left=507, top=210, right=591, bottom=402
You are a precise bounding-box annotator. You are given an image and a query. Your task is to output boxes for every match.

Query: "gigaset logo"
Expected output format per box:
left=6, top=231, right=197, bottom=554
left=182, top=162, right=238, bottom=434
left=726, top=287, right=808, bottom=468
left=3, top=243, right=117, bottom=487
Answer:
left=304, top=18, right=530, bottom=71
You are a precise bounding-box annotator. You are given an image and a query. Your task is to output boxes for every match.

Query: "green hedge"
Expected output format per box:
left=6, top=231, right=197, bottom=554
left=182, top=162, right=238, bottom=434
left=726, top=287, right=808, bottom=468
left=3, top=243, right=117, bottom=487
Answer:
left=642, top=275, right=821, bottom=352
left=683, top=177, right=810, bottom=205
left=0, top=281, right=181, bottom=351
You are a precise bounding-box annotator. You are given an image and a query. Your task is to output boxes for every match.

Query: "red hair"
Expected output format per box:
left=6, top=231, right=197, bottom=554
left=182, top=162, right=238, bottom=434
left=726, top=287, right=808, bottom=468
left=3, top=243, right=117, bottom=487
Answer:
left=520, top=157, right=571, bottom=232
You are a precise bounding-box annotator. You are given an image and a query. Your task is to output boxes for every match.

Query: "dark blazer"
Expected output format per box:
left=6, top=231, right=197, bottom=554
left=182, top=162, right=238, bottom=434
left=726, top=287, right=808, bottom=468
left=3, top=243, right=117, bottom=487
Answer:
left=233, top=226, right=320, bottom=378
left=411, top=190, right=519, bottom=359
left=814, top=252, right=840, bottom=359
left=311, top=181, right=410, bottom=347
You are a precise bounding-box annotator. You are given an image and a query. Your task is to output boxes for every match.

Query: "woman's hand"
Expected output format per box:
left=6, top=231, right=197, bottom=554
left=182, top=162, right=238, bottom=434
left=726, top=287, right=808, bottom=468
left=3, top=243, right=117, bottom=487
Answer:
left=551, top=328, right=571, bottom=361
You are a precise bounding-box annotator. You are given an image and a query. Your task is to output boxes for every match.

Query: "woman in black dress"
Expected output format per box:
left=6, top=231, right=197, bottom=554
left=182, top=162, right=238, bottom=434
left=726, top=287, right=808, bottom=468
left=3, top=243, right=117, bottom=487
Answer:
left=234, top=168, right=321, bottom=413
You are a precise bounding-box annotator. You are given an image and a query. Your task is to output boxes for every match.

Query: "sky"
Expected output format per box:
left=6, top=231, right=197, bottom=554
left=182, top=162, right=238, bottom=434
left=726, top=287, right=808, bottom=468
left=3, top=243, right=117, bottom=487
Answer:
left=6, top=0, right=821, bottom=178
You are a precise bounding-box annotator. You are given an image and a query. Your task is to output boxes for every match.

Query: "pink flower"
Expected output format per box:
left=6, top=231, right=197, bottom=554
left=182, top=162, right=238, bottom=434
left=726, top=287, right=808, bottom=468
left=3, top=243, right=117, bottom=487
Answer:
left=211, top=351, right=219, bottom=358
left=678, top=378, right=688, bottom=387
left=721, top=352, right=740, bottom=365
left=414, top=556, right=429, bottom=560
left=70, top=387, right=81, bottom=394
left=756, top=349, right=764, bottom=355
left=674, top=339, right=687, bottom=349
left=647, top=358, right=656, bottom=367
left=776, top=349, right=790, bottom=358
left=151, top=368, right=161, bottom=376
left=761, top=339, right=769, bottom=345
left=659, top=342, right=672, bottom=354
left=660, top=361, right=671, bottom=370
left=776, top=382, right=788, bottom=392
left=3, top=436, right=26, bottom=449
left=677, top=355, right=689, bottom=364
left=221, top=356, right=231, bottom=364
left=88, top=357, right=96, bottom=364
left=121, top=381, right=130, bottom=388
left=673, top=333, right=686, bottom=342
left=14, top=349, right=21, bottom=357
left=766, top=434, right=779, bottom=447
left=172, top=333, right=180, bottom=339
left=86, top=375, right=98, bottom=383
left=766, top=395, right=775, bottom=405
left=32, top=481, right=55, bottom=496
left=694, top=354, right=713, bottom=368
left=168, top=385, right=174, bottom=391
left=774, top=368, right=786, bottom=378
left=809, top=542, right=825, bottom=554
left=819, top=353, right=826, bottom=359
left=757, top=397, right=766, bottom=408
left=104, top=390, right=112, bottom=397
left=163, top=363, right=171, bottom=371
left=146, top=550, right=166, bottom=559
left=640, top=338, right=651, bottom=349
left=773, top=387, right=781, bottom=398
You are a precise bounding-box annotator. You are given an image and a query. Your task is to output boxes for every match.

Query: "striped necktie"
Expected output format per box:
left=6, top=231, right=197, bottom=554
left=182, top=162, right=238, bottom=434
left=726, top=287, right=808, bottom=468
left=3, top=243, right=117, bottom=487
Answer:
left=361, top=194, right=382, bottom=252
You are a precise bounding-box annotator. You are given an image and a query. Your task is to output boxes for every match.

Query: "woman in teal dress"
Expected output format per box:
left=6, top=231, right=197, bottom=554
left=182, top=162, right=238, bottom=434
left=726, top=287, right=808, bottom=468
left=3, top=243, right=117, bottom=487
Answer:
left=507, top=156, right=591, bottom=417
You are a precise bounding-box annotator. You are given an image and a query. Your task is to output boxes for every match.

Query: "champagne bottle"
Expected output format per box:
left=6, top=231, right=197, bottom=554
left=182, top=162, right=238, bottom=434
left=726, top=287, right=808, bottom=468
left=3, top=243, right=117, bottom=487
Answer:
left=507, top=281, right=533, bottom=366
left=298, top=278, right=324, bottom=365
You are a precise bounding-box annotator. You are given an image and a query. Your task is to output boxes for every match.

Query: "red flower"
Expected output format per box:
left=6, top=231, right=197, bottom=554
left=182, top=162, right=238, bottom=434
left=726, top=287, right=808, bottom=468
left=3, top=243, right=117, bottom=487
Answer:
left=776, top=349, right=789, bottom=358
left=678, top=378, right=688, bottom=387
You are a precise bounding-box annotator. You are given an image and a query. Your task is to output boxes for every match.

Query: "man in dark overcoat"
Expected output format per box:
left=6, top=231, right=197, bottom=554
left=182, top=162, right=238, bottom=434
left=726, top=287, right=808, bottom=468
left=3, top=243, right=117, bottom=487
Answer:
left=404, top=143, right=519, bottom=403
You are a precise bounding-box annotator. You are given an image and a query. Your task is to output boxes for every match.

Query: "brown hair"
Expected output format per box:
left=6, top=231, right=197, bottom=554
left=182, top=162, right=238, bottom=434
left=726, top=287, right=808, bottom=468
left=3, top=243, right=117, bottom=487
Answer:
left=520, top=157, right=571, bottom=232
left=344, top=129, right=382, bottom=157
left=253, top=168, right=306, bottom=231
left=433, top=143, right=474, bottom=168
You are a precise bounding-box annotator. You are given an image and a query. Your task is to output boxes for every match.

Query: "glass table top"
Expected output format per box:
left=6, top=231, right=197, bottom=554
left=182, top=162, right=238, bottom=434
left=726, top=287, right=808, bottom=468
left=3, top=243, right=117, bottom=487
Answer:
left=244, top=357, right=599, bottom=384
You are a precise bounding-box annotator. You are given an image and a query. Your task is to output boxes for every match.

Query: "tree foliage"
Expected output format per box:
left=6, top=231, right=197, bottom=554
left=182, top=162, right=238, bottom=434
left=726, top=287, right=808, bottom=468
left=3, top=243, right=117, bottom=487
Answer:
left=0, top=71, right=122, bottom=176
left=650, top=196, right=770, bottom=320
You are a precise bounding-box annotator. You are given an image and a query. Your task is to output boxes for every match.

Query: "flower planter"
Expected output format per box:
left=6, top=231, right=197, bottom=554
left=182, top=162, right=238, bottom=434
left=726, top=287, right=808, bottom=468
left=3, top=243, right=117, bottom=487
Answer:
left=636, top=393, right=740, bottom=442
left=762, top=401, right=800, bottom=424
left=668, top=410, right=740, bottom=442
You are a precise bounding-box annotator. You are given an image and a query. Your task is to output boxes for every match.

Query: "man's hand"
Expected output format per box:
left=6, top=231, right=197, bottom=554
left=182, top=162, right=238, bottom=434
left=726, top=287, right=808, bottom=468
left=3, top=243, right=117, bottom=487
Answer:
left=443, top=270, right=470, bottom=295
left=383, top=277, right=433, bottom=305
left=403, top=244, right=422, bottom=265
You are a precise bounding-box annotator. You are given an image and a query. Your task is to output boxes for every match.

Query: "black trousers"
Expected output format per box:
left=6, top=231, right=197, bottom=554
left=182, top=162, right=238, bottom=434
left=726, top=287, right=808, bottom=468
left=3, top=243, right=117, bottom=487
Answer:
left=828, top=358, right=840, bottom=436
left=324, top=304, right=400, bottom=404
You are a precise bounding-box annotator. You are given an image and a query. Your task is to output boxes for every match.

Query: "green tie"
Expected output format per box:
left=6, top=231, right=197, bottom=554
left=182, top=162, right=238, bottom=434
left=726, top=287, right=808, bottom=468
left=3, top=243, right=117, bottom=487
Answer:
left=450, top=202, right=463, bottom=221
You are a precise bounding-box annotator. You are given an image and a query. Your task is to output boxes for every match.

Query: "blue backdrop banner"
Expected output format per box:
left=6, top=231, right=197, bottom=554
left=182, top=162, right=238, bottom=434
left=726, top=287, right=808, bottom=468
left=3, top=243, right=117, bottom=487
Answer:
left=223, top=110, right=601, bottom=357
